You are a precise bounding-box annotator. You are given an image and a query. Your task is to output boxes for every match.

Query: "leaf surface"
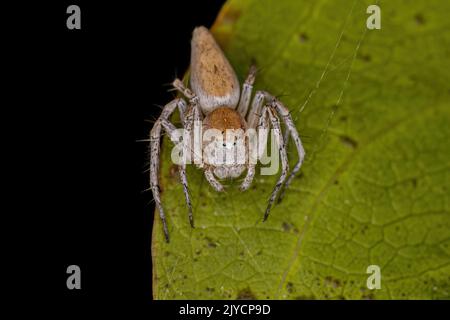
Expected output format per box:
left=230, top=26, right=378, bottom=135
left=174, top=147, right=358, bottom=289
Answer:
left=152, top=0, right=450, bottom=299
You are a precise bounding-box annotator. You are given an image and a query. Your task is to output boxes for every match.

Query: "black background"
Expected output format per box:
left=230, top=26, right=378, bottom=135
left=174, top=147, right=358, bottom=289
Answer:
left=14, top=0, right=225, bottom=304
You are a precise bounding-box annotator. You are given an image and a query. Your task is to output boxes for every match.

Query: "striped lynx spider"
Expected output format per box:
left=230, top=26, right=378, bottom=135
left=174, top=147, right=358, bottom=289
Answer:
left=150, top=26, right=305, bottom=241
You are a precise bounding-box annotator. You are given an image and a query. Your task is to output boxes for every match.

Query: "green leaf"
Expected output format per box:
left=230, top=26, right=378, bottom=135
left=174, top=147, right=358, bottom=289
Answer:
left=152, top=0, right=450, bottom=299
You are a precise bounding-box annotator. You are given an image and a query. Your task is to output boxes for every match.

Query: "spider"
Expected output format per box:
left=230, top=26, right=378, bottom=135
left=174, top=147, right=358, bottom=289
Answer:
left=150, top=26, right=305, bottom=242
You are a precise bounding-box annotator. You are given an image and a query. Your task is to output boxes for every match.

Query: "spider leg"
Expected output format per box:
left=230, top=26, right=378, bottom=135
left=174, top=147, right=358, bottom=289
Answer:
left=240, top=89, right=265, bottom=191
left=240, top=165, right=255, bottom=191
left=169, top=76, right=204, bottom=229
left=246, top=90, right=265, bottom=130
left=283, top=125, right=290, bottom=149
left=179, top=163, right=194, bottom=228
left=269, top=97, right=306, bottom=202
left=263, top=105, right=290, bottom=221
left=157, top=118, right=195, bottom=229
left=237, top=64, right=257, bottom=117
left=173, top=78, right=200, bottom=106
left=150, top=98, right=187, bottom=242
left=204, top=167, right=225, bottom=192
left=178, top=103, right=203, bottom=228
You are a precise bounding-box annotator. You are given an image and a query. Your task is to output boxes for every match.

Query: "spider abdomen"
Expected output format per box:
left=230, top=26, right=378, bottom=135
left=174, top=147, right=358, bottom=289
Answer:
left=190, top=26, right=240, bottom=114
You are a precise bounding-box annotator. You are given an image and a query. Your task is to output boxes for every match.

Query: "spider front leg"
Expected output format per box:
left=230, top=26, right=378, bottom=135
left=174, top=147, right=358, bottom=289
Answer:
left=204, top=167, right=225, bottom=192
left=237, top=65, right=257, bottom=117
left=239, top=90, right=265, bottom=191
left=270, top=98, right=306, bottom=202
left=240, top=165, right=256, bottom=191
left=179, top=102, right=204, bottom=228
left=173, top=78, right=207, bottom=229
left=150, top=98, right=196, bottom=242
left=261, top=105, right=290, bottom=221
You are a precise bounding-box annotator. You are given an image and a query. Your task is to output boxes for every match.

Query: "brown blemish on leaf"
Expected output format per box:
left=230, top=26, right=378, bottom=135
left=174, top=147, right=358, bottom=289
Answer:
left=325, top=276, right=341, bottom=289
left=282, top=221, right=292, bottom=232
left=286, top=282, right=295, bottom=293
left=358, top=53, right=371, bottom=62
left=339, top=135, right=358, bottom=149
left=414, top=13, right=425, bottom=25
left=205, top=237, right=217, bottom=248
left=236, top=287, right=257, bottom=300
left=299, top=33, right=309, bottom=43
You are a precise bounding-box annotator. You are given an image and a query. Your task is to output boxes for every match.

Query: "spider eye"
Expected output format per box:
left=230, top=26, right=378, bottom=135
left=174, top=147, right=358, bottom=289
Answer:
left=222, top=143, right=226, bottom=147
left=233, top=142, right=236, bottom=146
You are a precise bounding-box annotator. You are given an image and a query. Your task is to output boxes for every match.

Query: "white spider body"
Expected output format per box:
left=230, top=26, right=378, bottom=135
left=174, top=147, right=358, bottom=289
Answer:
left=150, top=26, right=305, bottom=242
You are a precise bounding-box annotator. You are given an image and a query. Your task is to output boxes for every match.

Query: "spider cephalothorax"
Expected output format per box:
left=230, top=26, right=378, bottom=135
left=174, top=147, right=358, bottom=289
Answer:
left=150, top=26, right=305, bottom=242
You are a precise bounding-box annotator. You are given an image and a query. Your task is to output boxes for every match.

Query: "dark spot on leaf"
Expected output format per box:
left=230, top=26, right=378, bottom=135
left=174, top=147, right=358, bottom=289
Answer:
left=414, top=13, right=425, bottom=25
left=206, top=237, right=217, bottom=248
left=256, top=250, right=263, bottom=255
left=299, top=33, right=309, bottom=43
left=239, top=251, right=245, bottom=257
left=286, top=282, right=295, bottom=293
left=195, top=249, right=202, bottom=255
left=339, top=115, right=347, bottom=122
left=236, top=287, right=256, bottom=300
left=411, top=178, right=417, bottom=188
left=325, top=276, right=341, bottom=288
left=361, top=225, right=369, bottom=235
left=206, top=287, right=215, bottom=292
left=358, top=53, right=372, bottom=62
left=339, top=135, right=358, bottom=149
left=282, top=221, right=292, bottom=232
left=334, top=180, right=339, bottom=185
